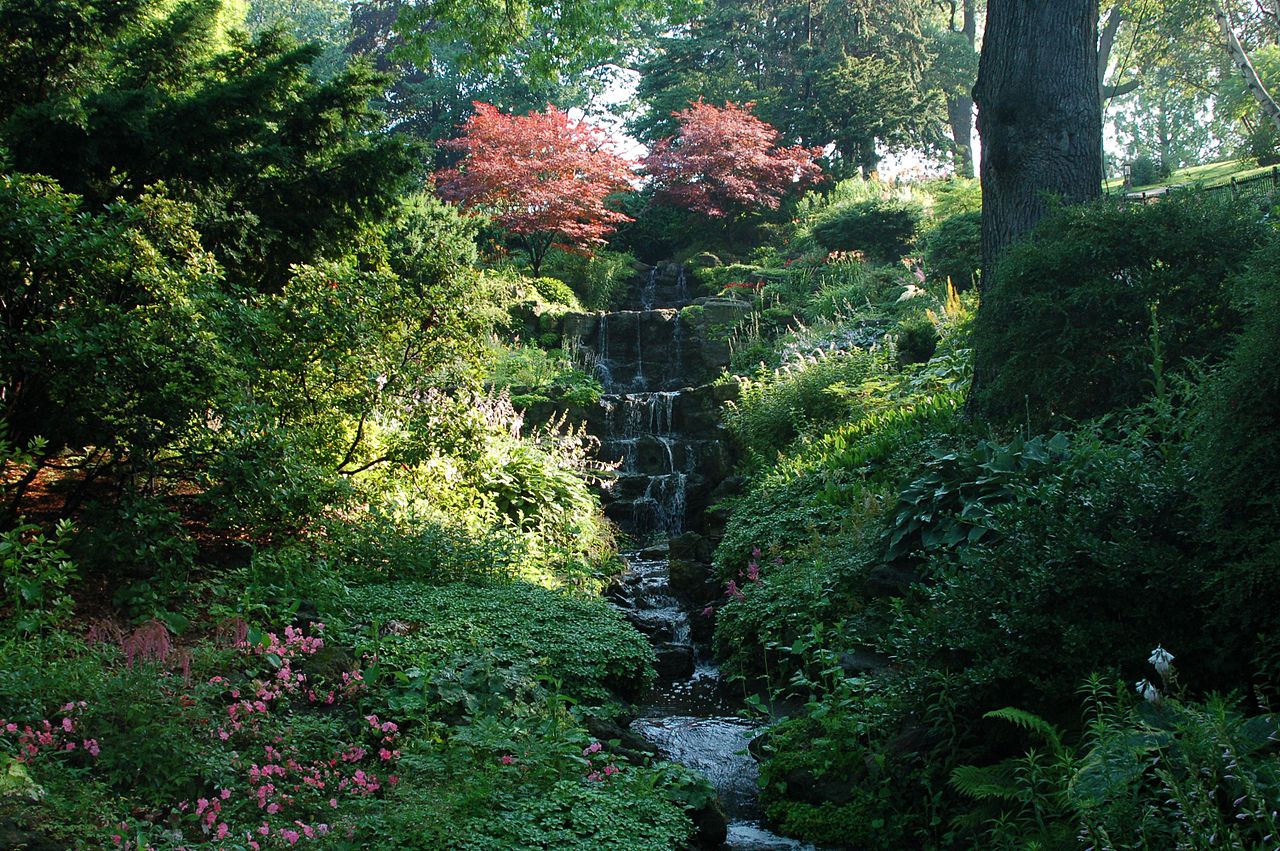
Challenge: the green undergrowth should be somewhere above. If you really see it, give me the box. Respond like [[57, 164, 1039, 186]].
[[344, 581, 655, 710], [705, 193, 1280, 849]]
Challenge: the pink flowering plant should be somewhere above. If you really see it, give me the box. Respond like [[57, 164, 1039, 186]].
[[15, 621, 404, 849]]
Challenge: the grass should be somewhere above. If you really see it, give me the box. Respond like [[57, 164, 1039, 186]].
[[1104, 157, 1277, 193]]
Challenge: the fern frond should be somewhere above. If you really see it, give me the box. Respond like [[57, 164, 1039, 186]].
[[952, 761, 1024, 802], [984, 707, 1066, 754]]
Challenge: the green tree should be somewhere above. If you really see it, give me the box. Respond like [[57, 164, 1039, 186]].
[[632, 0, 943, 174], [0, 0, 418, 291], [243, 0, 350, 77]]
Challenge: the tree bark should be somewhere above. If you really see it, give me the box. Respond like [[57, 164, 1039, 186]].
[[947, 0, 978, 178], [973, 0, 1103, 281], [1214, 2, 1280, 134]]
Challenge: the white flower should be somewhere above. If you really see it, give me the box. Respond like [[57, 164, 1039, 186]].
[[1136, 678, 1161, 703], [1148, 645, 1175, 676]]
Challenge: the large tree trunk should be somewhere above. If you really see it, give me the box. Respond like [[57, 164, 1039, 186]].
[[1214, 2, 1280, 134], [947, 0, 978, 178], [973, 0, 1103, 281]]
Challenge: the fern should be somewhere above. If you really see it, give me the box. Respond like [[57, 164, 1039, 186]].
[[983, 707, 1066, 755], [952, 761, 1024, 802]]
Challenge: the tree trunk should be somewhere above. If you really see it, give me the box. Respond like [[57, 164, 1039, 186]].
[[947, 97, 975, 177], [947, 0, 978, 178], [1214, 2, 1280, 134], [973, 0, 1103, 281]]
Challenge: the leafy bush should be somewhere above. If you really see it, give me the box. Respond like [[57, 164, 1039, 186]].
[[894, 315, 938, 365], [345, 582, 655, 705], [726, 349, 892, 461], [970, 194, 1268, 428], [1192, 235, 1280, 681], [921, 210, 980, 290], [953, 667, 1280, 851], [0, 520, 77, 635], [528, 276, 582, 310], [541, 247, 637, 311], [921, 176, 981, 221], [756, 677, 940, 848], [1247, 122, 1280, 166], [886, 424, 1210, 713], [811, 198, 924, 262], [1128, 153, 1169, 186]]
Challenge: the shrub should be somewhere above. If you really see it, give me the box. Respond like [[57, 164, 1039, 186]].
[[1247, 123, 1280, 166], [893, 315, 938, 366], [0, 520, 77, 635], [725, 349, 892, 461], [970, 194, 1268, 428], [528, 276, 582, 310], [1128, 152, 1169, 186], [541, 247, 637, 311], [811, 198, 923, 262], [1192, 235, 1280, 681], [886, 425, 1211, 714], [344, 581, 655, 706], [921, 210, 980, 290]]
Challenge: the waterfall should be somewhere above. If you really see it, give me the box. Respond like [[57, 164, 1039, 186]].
[[640, 266, 659, 311]]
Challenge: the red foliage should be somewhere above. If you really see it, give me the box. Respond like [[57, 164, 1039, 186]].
[[642, 100, 825, 218], [435, 103, 635, 272]]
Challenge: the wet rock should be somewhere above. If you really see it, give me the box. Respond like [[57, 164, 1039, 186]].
[[865, 564, 923, 598], [838, 648, 892, 676], [777, 767, 857, 806], [668, 558, 711, 604], [689, 798, 730, 849], [669, 531, 712, 563], [638, 543, 669, 560], [604, 577, 632, 608], [689, 606, 716, 644], [654, 643, 696, 679], [699, 297, 754, 328], [0, 821, 66, 851], [583, 715, 660, 763]]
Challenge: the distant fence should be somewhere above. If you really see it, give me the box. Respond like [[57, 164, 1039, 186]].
[[1122, 165, 1280, 204]]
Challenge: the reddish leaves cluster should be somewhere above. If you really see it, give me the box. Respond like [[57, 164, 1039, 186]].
[[435, 103, 635, 271], [643, 100, 825, 218]]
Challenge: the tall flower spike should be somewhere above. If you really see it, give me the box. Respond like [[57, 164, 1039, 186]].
[[1148, 645, 1174, 676]]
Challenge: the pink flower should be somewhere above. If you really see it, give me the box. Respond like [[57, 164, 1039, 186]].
[[60, 718, 74, 732], [500, 755, 516, 765], [751, 546, 761, 558], [216, 823, 229, 840], [727, 580, 745, 601], [701, 605, 715, 617], [220, 788, 232, 800]]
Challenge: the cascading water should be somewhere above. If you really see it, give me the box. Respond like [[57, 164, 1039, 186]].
[[640, 266, 659, 311], [582, 263, 813, 850]]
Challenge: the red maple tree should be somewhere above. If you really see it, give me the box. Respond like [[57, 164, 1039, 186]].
[[435, 103, 635, 275], [642, 100, 824, 218]]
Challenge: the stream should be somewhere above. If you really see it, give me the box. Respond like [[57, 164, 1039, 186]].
[[575, 265, 814, 850]]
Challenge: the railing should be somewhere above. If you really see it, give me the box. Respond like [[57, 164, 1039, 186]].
[[1123, 165, 1280, 204]]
